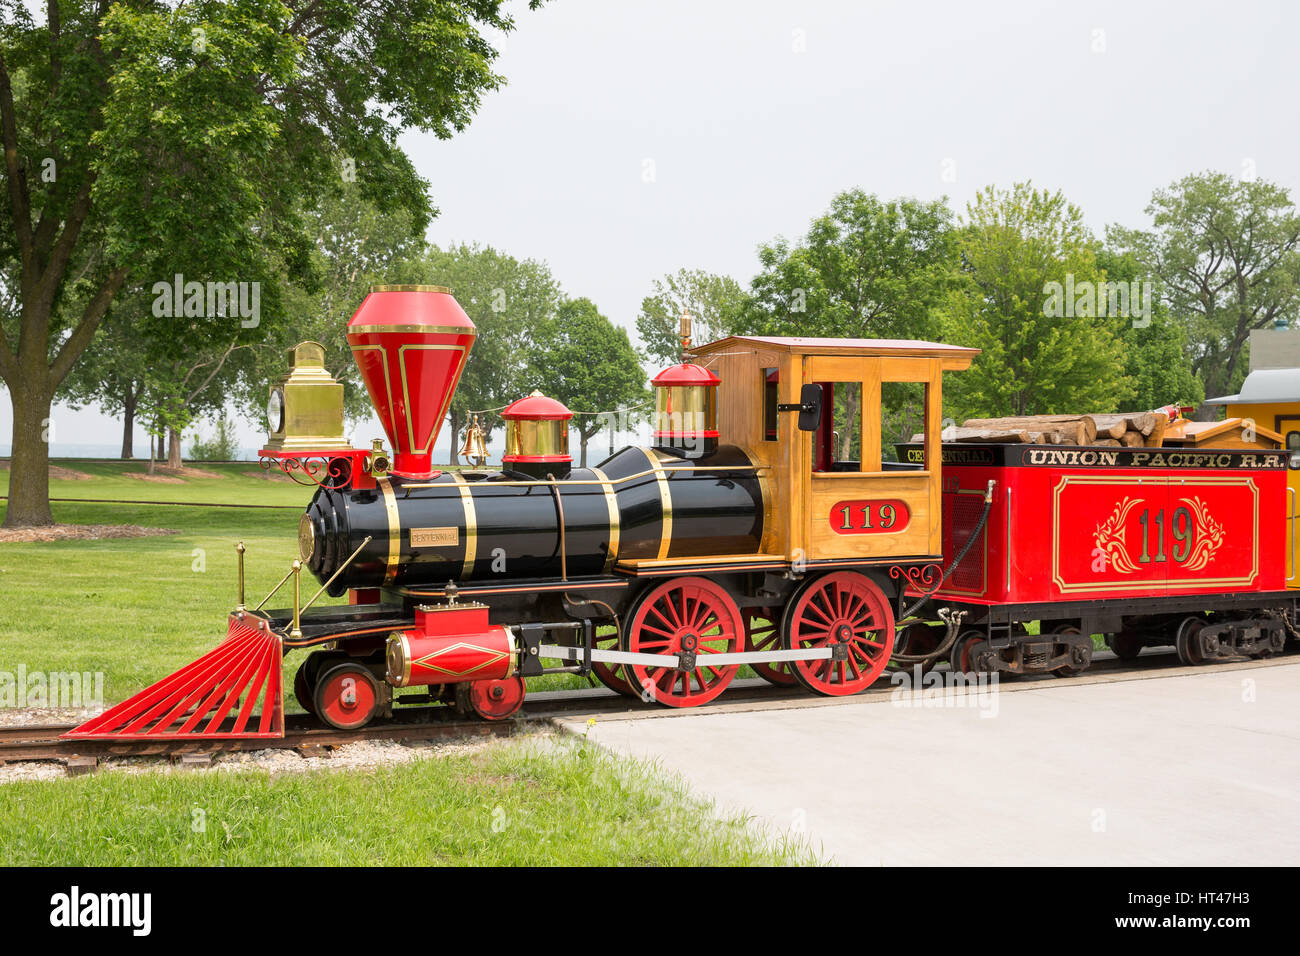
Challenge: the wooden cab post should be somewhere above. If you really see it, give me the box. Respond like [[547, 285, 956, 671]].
[[690, 335, 978, 570]]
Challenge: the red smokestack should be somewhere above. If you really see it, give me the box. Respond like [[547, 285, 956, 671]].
[[347, 285, 476, 478]]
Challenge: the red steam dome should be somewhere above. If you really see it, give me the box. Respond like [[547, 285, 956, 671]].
[[347, 285, 476, 479]]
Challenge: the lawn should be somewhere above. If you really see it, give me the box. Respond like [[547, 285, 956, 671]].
[[0, 736, 819, 865], [0, 464, 589, 704], [1, 459, 315, 507], [1, 463, 814, 866]]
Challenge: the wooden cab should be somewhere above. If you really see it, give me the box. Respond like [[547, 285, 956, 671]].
[[691, 335, 978, 569]]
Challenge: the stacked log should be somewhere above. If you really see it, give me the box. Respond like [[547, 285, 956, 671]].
[[913, 411, 1176, 448], [962, 415, 1097, 445]]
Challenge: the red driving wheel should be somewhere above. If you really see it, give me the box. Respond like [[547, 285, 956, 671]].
[[782, 571, 895, 696], [743, 608, 796, 686], [313, 662, 381, 730], [467, 676, 526, 720], [590, 627, 638, 697], [625, 576, 743, 708]]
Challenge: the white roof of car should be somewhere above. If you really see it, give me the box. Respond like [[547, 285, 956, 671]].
[[1204, 368, 1300, 405]]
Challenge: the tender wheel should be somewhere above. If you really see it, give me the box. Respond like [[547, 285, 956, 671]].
[[313, 662, 382, 730], [949, 629, 992, 675], [1051, 625, 1092, 678], [1176, 617, 1208, 665], [466, 677, 526, 720], [625, 576, 744, 708], [743, 607, 796, 686], [782, 571, 895, 696], [1107, 629, 1143, 662], [590, 627, 638, 697]]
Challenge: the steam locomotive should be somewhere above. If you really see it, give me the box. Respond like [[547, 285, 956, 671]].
[[67, 286, 1300, 741]]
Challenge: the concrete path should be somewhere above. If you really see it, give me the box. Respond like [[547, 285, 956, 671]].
[[562, 661, 1300, 865]]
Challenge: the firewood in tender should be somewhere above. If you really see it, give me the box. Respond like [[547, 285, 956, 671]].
[[961, 415, 1098, 445]]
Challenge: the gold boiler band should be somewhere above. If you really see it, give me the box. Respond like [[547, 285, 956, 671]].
[[639, 447, 674, 560], [589, 466, 621, 573], [451, 472, 478, 579], [378, 476, 401, 586]]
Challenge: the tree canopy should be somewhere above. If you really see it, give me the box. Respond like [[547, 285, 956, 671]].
[[739, 189, 957, 341], [942, 183, 1130, 420], [636, 269, 745, 367], [417, 242, 562, 462], [1108, 171, 1300, 413], [531, 297, 649, 467], [0, 0, 540, 526]]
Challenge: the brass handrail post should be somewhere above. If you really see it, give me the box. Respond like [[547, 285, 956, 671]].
[[291, 560, 303, 641], [234, 541, 247, 613]]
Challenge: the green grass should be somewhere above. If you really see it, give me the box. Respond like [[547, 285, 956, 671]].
[[0, 736, 820, 865], [1, 473, 815, 866], [1, 459, 316, 506], [0, 494, 621, 705], [0, 497, 329, 707]]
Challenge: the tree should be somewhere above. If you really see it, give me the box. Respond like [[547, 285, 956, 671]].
[[189, 411, 239, 461], [739, 189, 957, 340], [942, 183, 1130, 421], [532, 297, 649, 467], [636, 269, 746, 366], [234, 182, 427, 431], [1107, 172, 1300, 416], [0, 0, 538, 527], [1095, 246, 1204, 411], [58, 304, 153, 459], [417, 243, 562, 463], [738, 189, 959, 458]]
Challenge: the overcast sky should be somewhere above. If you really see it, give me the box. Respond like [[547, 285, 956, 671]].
[[7, 0, 1298, 455]]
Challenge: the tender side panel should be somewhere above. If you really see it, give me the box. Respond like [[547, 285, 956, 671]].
[[919, 444, 1288, 605]]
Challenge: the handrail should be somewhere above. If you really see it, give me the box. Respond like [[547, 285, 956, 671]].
[[1289, 487, 1296, 583], [400, 463, 768, 494], [547, 476, 568, 582], [1004, 486, 1013, 598], [254, 565, 296, 612]]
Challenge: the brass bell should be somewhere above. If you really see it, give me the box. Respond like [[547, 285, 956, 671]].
[[458, 415, 489, 466]]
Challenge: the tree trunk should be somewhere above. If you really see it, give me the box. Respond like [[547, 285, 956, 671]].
[[2, 378, 56, 527], [167, 427, 182, 469], [448, 414, 461, 466], [121, 383, 137, 459], [580, 433, 588, 468]]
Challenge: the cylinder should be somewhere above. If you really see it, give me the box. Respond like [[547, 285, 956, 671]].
[[299, 444, 766, 594], [387, 613, 516, 687]]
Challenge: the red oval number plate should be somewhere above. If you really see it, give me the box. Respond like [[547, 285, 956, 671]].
[[829, 499, 910, 535]]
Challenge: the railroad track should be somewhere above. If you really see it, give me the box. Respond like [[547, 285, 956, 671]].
[[3, 648, 1294, 772]]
